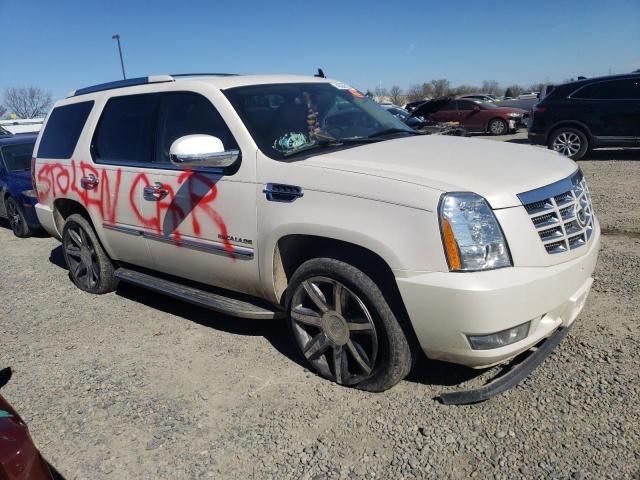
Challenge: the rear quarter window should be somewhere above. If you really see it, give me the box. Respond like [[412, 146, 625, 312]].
[[37, 101, 94, 159]]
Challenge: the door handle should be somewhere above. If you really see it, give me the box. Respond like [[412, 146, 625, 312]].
[[80, 174, 99, 190], [143, 182, 169, 201]]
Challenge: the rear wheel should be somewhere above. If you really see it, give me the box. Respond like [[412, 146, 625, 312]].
[[488, 118, 508, 135], [286, 258, 414, 392], [61, 214, 118, 294], [6, 197, 32, 238], [548, 127, 589, 160]]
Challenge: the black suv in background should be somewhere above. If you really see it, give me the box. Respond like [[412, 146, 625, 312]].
[[528, 74, 640, 159]]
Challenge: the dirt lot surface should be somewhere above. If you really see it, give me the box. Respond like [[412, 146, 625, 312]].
[[1, 137, 639, 479]]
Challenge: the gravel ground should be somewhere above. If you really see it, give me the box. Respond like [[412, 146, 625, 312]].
[[1, 138, 639, 479]]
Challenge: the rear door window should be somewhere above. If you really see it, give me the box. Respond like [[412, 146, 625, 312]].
[[154, 92, 238, 164], [457, 100, 477, 110], [92, 94, 159, 164], [37, 101, 94, 159], [440, 101, 457, 111], [1, 142, 36, 171], [573, 79, 640, 99]]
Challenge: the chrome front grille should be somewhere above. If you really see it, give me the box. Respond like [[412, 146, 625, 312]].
[[518, 170, 594, 254]]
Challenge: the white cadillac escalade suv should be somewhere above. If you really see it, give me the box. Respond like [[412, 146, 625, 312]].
[[32, 74, 599, 401]]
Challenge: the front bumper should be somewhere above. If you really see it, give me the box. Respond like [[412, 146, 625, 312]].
[[397, 228, 599, 368], [34, 202, 60, 239]]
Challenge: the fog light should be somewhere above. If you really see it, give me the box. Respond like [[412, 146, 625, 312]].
[[467, 322, 530, 350]]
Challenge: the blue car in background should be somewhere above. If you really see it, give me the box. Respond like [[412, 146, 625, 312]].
[[0, 133, 41, 237]]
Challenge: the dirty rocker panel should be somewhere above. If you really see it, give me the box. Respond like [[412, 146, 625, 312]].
[[102, 222, 254, 259]]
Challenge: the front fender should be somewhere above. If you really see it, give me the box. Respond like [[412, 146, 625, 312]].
[[256, 189, 447, 303]]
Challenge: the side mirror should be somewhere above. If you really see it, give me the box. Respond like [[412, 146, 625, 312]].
[[169, 134, 239, 169]]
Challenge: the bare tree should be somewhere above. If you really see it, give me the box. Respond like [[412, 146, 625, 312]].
[[4, 87, 53, 118], [420, 82, 434, 99], [389, 85, 404, 105], [430, 79, 451, 97], [0, 104, 6, 118], [505, 84, 525, 97], [373, 86, 389, 102], [454, 84, 479, 95], [528, 83, 545, 93], [405, 84, 425, 102], [481, 80, 500, 94]]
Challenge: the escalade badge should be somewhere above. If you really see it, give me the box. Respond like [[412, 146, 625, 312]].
[[218, 234, 253, 245]]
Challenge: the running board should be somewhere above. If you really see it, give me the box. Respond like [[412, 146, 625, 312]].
[[114, 268, 284, 320]]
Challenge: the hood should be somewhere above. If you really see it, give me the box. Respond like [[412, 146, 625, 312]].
[[409, 96, 452, 118], [300, 135, 577, 209]]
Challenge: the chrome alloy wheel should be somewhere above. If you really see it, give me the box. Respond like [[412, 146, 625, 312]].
[[63, 225, 100, 290], [290, 277, 378, 385], [489, 119, 507, 135], [552, 132, 582, 157], [6, 200, 22, 235]]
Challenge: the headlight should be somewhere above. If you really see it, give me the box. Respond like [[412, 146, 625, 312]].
[[508, 112, 521, 117], [439, 192, 512, 271]]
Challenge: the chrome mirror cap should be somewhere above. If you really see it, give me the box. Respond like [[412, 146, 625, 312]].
[[169, 134, 239, 169]]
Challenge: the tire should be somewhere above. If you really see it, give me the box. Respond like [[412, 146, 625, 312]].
[[286, 258, 414, 392], [5, 196, 33, 238], [488, 118, 508, 136], [547, 127, 589, 160], [61, 214, 118, 294]]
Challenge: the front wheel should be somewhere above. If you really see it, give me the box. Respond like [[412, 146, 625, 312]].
[[286, 258, 414, 392], [548, 127, 589, 160], [488, 118, 508, 135], [61, 214, 118, 294], [6, 197, 32, 238]]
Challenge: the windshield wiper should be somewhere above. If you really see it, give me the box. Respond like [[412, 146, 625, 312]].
[[283, 131, 380, 157], [368, 128, 422, 138]]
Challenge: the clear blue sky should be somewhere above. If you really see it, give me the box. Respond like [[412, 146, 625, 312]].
[[1, 0, 638, 101]]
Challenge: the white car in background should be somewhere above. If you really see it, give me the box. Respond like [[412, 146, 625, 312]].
[[0, 118, 44, 134]]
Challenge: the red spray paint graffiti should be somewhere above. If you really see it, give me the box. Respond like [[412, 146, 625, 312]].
[[36, 161, 234, 255]]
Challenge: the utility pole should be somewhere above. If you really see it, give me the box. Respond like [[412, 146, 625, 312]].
[[112, 34, 126, 80]]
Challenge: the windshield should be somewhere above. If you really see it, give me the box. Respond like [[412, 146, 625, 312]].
[[1, 142, 35, 171], [224, 82, 413, 159]]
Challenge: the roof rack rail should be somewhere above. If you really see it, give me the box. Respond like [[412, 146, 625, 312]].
[[170, 73, 239, 78], [69, 75, 174, 97]]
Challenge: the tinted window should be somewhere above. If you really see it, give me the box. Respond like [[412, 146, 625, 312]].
[[1, 142, 36, 171], [93, 94, 158, 164], [573, 79, 640, 99], [37, 101, 93, 159], [440, 101, 457, 111], [457, 100, 477, 110], [155, 92, 238, 164]]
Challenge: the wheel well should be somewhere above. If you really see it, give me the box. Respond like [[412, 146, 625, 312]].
[[53, 199, 91, 233], [547, 122, 591, 145], [274, 234, 421, 355], [276, 235, 394, 292]]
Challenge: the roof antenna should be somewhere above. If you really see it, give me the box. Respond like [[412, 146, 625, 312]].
[[315, 68, 326, 78]]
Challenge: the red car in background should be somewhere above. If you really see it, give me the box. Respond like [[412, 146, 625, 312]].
[[0, 368, 54, 480], [428, 97, 528, 135]]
